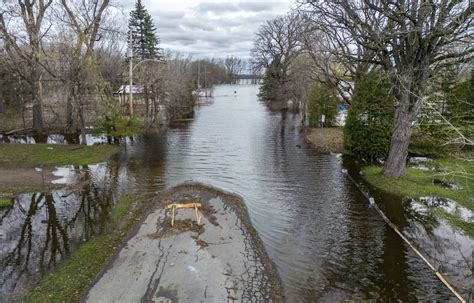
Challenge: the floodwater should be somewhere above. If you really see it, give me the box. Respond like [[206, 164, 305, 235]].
[[1, 84, 472, 301]]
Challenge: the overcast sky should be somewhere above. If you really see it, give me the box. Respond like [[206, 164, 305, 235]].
[[123, 0, 293, 59]]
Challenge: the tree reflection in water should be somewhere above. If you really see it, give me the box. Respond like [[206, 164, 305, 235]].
[[0, 166, 115, 301], [401, 197, 473, 299]]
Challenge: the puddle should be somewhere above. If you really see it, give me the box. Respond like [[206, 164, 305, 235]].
[[47, 134, 68, 144], [432, 179, 463, 190], [409, 157, 433, 164], [4, 133, 111, 146], [7, 135, 36, 144], [0, 161, 134, 301], [0, 188, 113, 301], [50, 164, 106, 185], [402, 197, 473, 298], [412, 165, 436, 171], [409, 196, 473, 222]]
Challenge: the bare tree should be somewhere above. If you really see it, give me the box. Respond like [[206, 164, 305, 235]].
[[0, 0, 54, 129], [251, 13, 304, 104], [57, 0, 111, 142], [224, 56, 244, 84], [161, 52, 195, 121], [301, 0, 473, 177]]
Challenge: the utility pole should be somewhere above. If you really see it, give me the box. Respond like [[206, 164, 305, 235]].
[[204, 65, 208, 97], [197, 61, 201, 90], [129, 30, 134, 116]]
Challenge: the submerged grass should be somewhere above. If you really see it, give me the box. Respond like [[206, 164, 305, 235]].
[[0, 143, 120, 168], [303, 127, 344, 153], [362, 157, 473, 236], [24, 194, 146, 302]]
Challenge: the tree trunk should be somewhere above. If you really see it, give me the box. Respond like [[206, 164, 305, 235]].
[[383, 64, 428, 178], [31, 77, 44, 129], [0, 94, 4, 114], [79, 103, 87, 145], [66, 92, 74, 131], [145, 85, 149, 121], [383, 94, 412, 178]]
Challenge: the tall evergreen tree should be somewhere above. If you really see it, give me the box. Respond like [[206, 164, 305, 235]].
[[128, 0, 161, 61]]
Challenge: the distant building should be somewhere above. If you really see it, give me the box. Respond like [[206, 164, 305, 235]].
[[116, 85, 145, 106]]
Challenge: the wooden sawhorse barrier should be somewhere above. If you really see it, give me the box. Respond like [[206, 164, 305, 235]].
[[166, 203, 202, 227]]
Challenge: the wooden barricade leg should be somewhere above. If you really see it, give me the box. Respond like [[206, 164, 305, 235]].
[[194, 203, 201, 225], [171, 205, 176, 227]]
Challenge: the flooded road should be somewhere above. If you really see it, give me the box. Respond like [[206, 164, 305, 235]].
[[1, 84, 472, 301]]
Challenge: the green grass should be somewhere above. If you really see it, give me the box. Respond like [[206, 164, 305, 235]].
[[362, 157, 473, 236], [0, 186, 46, 195], [0, 187, 50, 209], [24, 195, 145, 302], [0, 143, 120, 168], [0, 197, 12, 209]]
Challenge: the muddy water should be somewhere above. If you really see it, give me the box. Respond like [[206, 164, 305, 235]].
[[1, 84, 472, 301]]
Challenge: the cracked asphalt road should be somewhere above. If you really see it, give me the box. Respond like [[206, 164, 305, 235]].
[[85, 184, 282, 302]]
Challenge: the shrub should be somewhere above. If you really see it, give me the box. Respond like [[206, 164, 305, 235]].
[[306, 82, 338, 127], [413, 71, 473, 156], [258, 61, 285, 102], [95, 102, 141, 139], [344, 71, 395, 160]]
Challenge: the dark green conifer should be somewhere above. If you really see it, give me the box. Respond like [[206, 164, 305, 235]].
[[128, 0, 161, 61]]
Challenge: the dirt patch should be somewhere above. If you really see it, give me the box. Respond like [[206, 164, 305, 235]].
[[302, 127, 344, 153], [0, 168, 65, 195], [146, 219, 204, 239]]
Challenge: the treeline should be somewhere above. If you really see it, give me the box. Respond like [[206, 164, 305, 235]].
[[252, 1, 473, 177], [0, 0, 250, 138]]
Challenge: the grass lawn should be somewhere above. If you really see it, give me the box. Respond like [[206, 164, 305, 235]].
[[0, 143, 120, 168], [24, 194, 146, 302], [362, 157, 473, 237]]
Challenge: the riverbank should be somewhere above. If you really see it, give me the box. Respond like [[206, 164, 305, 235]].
[[362, 157, 473, 237], [85, 183, 283, 302], [0, 143, 120, 208], [302, 127, 344, 153]]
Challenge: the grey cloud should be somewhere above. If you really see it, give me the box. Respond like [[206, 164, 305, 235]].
[[237, 2, 275, 12], [194, 3, 239, 14], [151, 10, 185, 20], [157, 19, 181, 30], [194, 1, 282, 14], [181, 19, 215, 32], [144, 1, 291, 58]]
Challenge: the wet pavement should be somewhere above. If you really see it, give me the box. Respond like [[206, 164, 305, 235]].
[[85, 184, 282, 302]]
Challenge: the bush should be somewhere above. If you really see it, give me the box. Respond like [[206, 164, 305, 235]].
[[306, 82, 338, 127], [258, 61, 285, 102], [344, 71, 395, 160], [409, 130, 446, 158], [413, 71, 473, 156], [95, 102, 141, 139]]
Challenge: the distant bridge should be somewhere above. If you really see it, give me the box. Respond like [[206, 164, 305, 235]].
[[236, 74, 263, 80]]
